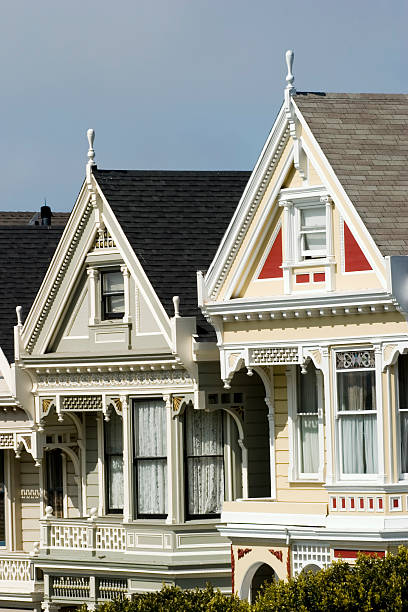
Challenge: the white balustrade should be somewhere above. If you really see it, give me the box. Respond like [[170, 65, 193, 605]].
[[42, 517, 126, 552], [0, 557, 31, 581]]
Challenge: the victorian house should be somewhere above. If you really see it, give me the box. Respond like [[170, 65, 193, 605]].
[[0, 50, 407, 610], [199, 52, 408, 601]]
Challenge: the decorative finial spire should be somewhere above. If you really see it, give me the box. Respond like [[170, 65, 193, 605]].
[[87, 128, 96, 167], [285, 50, 295, 93], [173, 295, 180, 318], [16, 306, 22, 326]]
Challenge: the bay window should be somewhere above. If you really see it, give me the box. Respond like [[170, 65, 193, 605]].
[[296, 364, 319, 477], [336, 350, 378, 476], [184, 407, 224, 519], [104, 410, 124, 513], [133, 398, 167, 518], [397, 354, 408, 475]]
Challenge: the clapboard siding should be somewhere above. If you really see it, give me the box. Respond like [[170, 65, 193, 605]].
[[19, 451, 40, 552]]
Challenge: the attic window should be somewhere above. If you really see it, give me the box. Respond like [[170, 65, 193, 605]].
[[298, 204, 326, 259], [102, 270, 125, 320]]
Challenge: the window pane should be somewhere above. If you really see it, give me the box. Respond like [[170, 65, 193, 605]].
[[398, 354, 408, 410], [301, 207, 326, 229], [298, 366, 318, 414], [105, 411, 123, 454], [134, 399, 167, 457], [337, 371, 376, 412], [137, 459, 167, 515], [108, 456, 124, 510], [299, 415, 319, 473], [341, 414, 378, 473], [106, 295, 125, 313], [187, 457, 224, 515], [103, 271, 124, 293], [186, 409, 223, 456], [401, 413, 408, 473], [303, 231, 326, 252]]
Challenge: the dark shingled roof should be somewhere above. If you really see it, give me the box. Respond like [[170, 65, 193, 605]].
[[0, 211, 70, 226], [0, 227, 65, 362], [294, 92, 408, 257], [93, 170, 250, 338]]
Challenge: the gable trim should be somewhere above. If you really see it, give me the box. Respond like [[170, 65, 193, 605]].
[[205, 104, 290, 300], [22, 182, 92, 353], [224, 148, 294, 299]]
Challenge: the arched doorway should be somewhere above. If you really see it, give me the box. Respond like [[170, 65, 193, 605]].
[[250, 563, 277, 602]]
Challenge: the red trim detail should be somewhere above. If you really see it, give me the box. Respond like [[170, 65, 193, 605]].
[[296, 273, 310, 283], [334, 549, 385, 559], [369, 498, 374, 510], [332, 497, 337, 509], [344, 223, 372, 272], [359, 498, 364, 509], [350, 498, 355, 509], [393, 498, 400, 508], [237, 547, 252, 560], [378, 498, 383, 510], [341, 497, 346, 509], [269, 549, 283, 562], [259, 228, 283, 279], [231, 545, 235, 594], [313, 272, 325, 282]]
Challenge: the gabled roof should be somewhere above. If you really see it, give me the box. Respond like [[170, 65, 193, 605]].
[[294, 92, 408, 257], [94, 170, 250, 338], [0, 227, 65, 362]]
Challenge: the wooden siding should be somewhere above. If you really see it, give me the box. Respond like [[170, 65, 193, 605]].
[[19, 450, 40, 552]]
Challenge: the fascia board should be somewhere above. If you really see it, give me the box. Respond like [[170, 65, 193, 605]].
[[21, 180, 89, 346], [292, 98, 386, 285], [94, 179, 173, 345], [204, 289, 394, 316], [205, 103, 288, 296], [224, 147, 294, 300]]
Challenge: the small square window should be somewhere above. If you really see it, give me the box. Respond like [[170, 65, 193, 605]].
[[102, 270, 124, 320]]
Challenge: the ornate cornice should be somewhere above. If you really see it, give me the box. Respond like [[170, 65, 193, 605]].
[[37, 369, 193, 389]]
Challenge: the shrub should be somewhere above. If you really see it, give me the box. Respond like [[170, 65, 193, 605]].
[[79, 547, 408, 612]]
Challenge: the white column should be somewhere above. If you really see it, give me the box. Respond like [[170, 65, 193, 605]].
[[87, 267, 99, 325], [316, 369, 325, 481], [121, 265, 131, 324], [164, 395, 176, 524], [322, 348, 334, 485], [285, 365, 296, 482], [121, 396, 132, 522], [321, 195, 335, 292], [279, 200, 293, 294], [374, 344, 386, 484]]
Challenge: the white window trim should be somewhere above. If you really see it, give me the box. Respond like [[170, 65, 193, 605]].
[[87, 263, 130, 326], [287, 364, 325, 483], [333, 346, 384, 484]]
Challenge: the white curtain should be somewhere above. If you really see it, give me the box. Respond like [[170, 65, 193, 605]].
[[105, 411, 124, 511], [186, 409, 224, 515], [341, 415, 377, 474], [299, 415, 319, 474], [134, 399, 167, 515]]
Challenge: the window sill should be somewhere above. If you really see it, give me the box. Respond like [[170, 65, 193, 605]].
[[89, 320, 131, 328], [288, 478, 324, 485], [283, 258, 335, 270]]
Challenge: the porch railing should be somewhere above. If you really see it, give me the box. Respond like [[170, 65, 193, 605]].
[[0, 553, 35, 585]]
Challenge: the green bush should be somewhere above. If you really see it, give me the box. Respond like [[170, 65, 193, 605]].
[[80, 547, 408, 612]]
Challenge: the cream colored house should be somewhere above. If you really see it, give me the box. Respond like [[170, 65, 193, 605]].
[[199, 52, 408, 601]]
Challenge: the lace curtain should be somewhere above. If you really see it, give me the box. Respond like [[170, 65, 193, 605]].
[[105, 410, 124, 511], [337, 371, 377, 474], [134, 399, 167, 516], [297, 365, 319, 474], [186, 408, 224, 516]]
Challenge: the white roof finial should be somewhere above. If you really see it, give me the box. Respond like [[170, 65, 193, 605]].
[[87, 128, 96, 167], [285, 50, 295, 93]]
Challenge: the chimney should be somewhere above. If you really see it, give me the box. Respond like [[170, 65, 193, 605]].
[[40, 203, 52, 226]]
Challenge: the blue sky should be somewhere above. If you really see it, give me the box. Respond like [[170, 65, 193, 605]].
[[0, 0, 406, 211]]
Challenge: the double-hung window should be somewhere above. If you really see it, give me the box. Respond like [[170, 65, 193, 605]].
[[133, 398, 167, 518], [101, 270, 124, 320], [296, 364, 320, 477], [397, 354, 408, 476], [184, 407, 224, 519], [298, 204, 326, 259], [336, 350, 378, 476], [104, 410, 124, 513]]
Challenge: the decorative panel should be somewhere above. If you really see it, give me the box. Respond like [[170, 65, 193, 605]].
[[62, 396, 103, 411], [0, 433, 14, 448], [52, 576, 90, 599], [344, 222, 372, 272], [249, 346, 299, 365], [336, 350, 375, 370], [292, 543, 331, 575]]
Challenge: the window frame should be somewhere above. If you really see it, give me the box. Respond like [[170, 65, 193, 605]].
[[334, 348, 380, 482], [101, 268, 125, 320], [288, 364, 324, 483], [132, 397, 168, 520], [104, 411, 124, 515], [183, 407, 225, 521], [295, 201, 327, 262]]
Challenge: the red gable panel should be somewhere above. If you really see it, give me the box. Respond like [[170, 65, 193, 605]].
[[258, 228, 283, 279], [344, 223, 372, 272]]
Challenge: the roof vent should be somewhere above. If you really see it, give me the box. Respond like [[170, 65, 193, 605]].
[[40, 202, 52, 226]]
